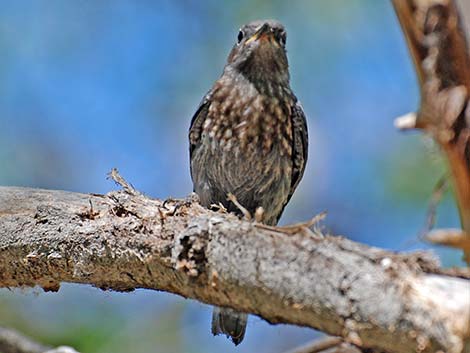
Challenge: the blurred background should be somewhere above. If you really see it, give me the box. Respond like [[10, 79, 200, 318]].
[[0, 1, 466, 352]]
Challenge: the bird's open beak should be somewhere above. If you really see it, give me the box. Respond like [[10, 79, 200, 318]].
[[244, 23, 273, 45]]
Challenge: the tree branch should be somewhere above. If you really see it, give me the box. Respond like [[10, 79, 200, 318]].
[[0, 182, 468, 353], [0, 326, 79, 353], [283, 336, 364, 353], [392, 0, 470, 263]]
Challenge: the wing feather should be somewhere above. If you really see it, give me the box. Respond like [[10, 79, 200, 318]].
[[189, 93, 211, 160], [288, 101, 308, 202]]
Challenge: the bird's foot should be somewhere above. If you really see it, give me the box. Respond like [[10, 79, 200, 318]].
[[210, 202, 227, 213], [227, 193, 252, 221], [254, 207, 265, 223], [226, 193, 265, 222]]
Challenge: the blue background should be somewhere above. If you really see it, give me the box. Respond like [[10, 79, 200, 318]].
[[0, 1, 464, 352]]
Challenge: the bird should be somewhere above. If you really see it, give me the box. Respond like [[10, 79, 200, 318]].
[[188, 19, 308, 345]]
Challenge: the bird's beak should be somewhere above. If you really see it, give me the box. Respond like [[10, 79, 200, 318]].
[[244, 23, 273, 45]]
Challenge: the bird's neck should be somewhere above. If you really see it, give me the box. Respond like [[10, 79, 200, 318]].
[[225, 69, 289, 98], [226, 65, 289, 93]]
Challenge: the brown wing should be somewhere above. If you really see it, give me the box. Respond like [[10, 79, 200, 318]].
[[287, 100, 308, 202], [189, 93, 211, 159], [188, 92, 212, 183]]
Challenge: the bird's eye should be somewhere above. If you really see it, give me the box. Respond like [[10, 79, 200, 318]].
[[278, 31, 287, 46], [237, 30, 244, 44]]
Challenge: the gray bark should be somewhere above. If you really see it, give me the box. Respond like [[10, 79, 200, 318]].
[[0, 183, 468, 353]]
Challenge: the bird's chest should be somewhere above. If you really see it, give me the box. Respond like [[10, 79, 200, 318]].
[[202, 80, 294, 157], [192, 79, 294, 211]]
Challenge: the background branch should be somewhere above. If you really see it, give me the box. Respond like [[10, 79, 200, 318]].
[[0, 326, 79, 353], [392, 0, 470, 263], [0, 181, 468, 353]]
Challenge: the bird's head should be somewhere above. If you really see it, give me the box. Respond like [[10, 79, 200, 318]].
[[226, 20, 289, 86]]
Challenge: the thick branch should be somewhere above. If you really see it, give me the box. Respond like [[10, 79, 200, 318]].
[[0, 186, 468, 353], [392, 0, 470, 262], [284, 336, 363, 353]]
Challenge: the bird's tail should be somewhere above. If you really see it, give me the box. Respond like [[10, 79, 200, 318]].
[[211, 307, 248, 345]]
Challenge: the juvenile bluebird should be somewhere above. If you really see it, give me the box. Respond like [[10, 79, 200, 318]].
[[189, 20, 308, 345]]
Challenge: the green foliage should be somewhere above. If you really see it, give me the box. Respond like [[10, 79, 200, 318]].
[[381, 136, 449, 203]]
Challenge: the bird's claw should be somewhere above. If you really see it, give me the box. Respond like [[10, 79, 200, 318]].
[[227, 193, 252, 221], [210, 202, 228, 213]]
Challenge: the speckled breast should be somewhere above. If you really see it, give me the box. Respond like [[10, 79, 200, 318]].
[[192, 74, 295, 225], [203, 74, 294, 157]]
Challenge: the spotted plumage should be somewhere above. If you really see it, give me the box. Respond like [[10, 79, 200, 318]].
[[189, 19, 308, 345]]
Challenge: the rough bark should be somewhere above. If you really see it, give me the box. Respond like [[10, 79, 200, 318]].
[[283, 336, 363, 353], [0, 182, 468, 353], [392, 0, 470, 263]]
